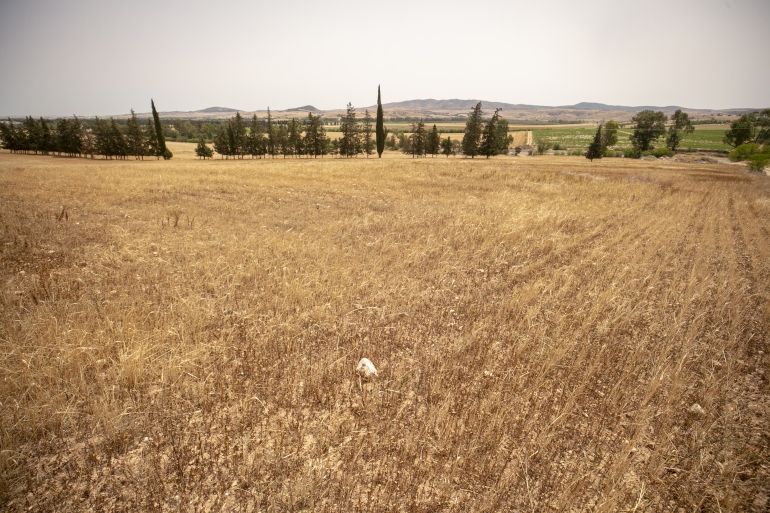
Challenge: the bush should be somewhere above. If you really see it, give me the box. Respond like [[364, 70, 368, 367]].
[[747, 153, 769, 173], [728, 143, 763, 162], [514, 146, 522, 156], [570, 149, 584, 156], [624, 147, 642, 159], [603, 150, 622, 158], [653, 147, 674, 158], [552, 142, 564, 151], [535, 138, 551, 155]]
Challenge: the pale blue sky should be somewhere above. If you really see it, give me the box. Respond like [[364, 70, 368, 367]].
[[0, 0, 768, 116]]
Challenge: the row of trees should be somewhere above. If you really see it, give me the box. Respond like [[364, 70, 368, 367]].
[[208, 110, 329, 159], [207, 99, 513, 160], [0, 100, 172, 159]]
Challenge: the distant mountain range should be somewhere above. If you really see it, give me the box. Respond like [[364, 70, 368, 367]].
[[372, 99, 760, 115], [98, 100, 761, 121], [196, 106, 240, 113]]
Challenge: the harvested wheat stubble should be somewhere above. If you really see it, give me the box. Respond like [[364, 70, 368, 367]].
[[0, 151, 768, 512]]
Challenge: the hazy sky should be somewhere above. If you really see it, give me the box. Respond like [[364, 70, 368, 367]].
[[1, 0, 768, 116]]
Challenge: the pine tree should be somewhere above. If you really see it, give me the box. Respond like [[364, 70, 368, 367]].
[[38, 118, 53, 154], [213, 127, 230, 158], [231, 112, 247, 158], [495, 115, 512, 155], [362, 110, 374, 157], [287, 118, 303, 157], [126, 109, 146, 159], [409, 119, 426, 158], [441, 136, 453, 157], [108, 118, 128, 159], [248, 114, 264, 158], [304, 113, 327, 158], [339, 103, 361, 157], [93, 118, 109, 158], [277, 125, 289, 158], [151, 99, 172, 159], [376, 85, 385, 158], [146, 117, 160, 158], [480, 109, 503, 158], [462, 102, 483, 158], [266, 108, 276, 157], [0, 120, 20, 153], [195, 137, 213, 159], [586, 124, 604, 161], [426, 124, 441, 157]]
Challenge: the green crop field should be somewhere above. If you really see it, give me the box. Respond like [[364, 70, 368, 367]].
[[533, 127, 733, 152]]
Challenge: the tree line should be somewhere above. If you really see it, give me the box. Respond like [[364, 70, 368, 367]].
[[0, 100, 172, 159]]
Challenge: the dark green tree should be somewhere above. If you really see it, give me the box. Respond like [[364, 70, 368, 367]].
[[630, 110, 667, 151], [426, 124, 441, 157], [213, 127, 230, 158], [248, 114, 264, 158], [0, 120, 21, 153], [108, 118, 128, 159], [266, 108, 276, 157], [586, 124, 604, 161], [724, 114, 754, 148], [146, 118, 160, 159], [339, 103, 361, 157], [666, 109, 694, 151], [304, 112, 327, 158], [151, 99, 172, 159], [376, 85, 385, 158], [38, 118, 53, 154], [408, 119, 426, 157], [362, 109, 374, 157], [277, 125, 289, 158], [287, 118, 303, 157], [461, 102, 483, 158], [231, 112, 247, 158], [756, 109, 770, 145], [195, 137, 213, 159], [441, 136, 453, 157], [126, 109, 146, 159], [93, 118, 108, 157], [601, 120, 619, 152], [480, 108, 504, 158]]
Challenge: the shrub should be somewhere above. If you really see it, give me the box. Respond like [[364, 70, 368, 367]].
[[570, 149, 584, 156], [514, 146, 522, 156], [623, 147, 642, 159], [728, 143, 763, 162], [535, 138, 551, 155], [653, 147, 674, 158], [747, 153, 769, 173], [552, 142, 564, 151]]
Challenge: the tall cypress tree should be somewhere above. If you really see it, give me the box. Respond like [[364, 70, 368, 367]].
[[376, 85, 385, 158], [151, 99, 172, 159]]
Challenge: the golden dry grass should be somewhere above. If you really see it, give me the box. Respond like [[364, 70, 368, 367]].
[[1, 151, 769, 511]]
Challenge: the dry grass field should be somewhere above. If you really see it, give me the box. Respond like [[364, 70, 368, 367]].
[[1, 149, 768, 511]]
